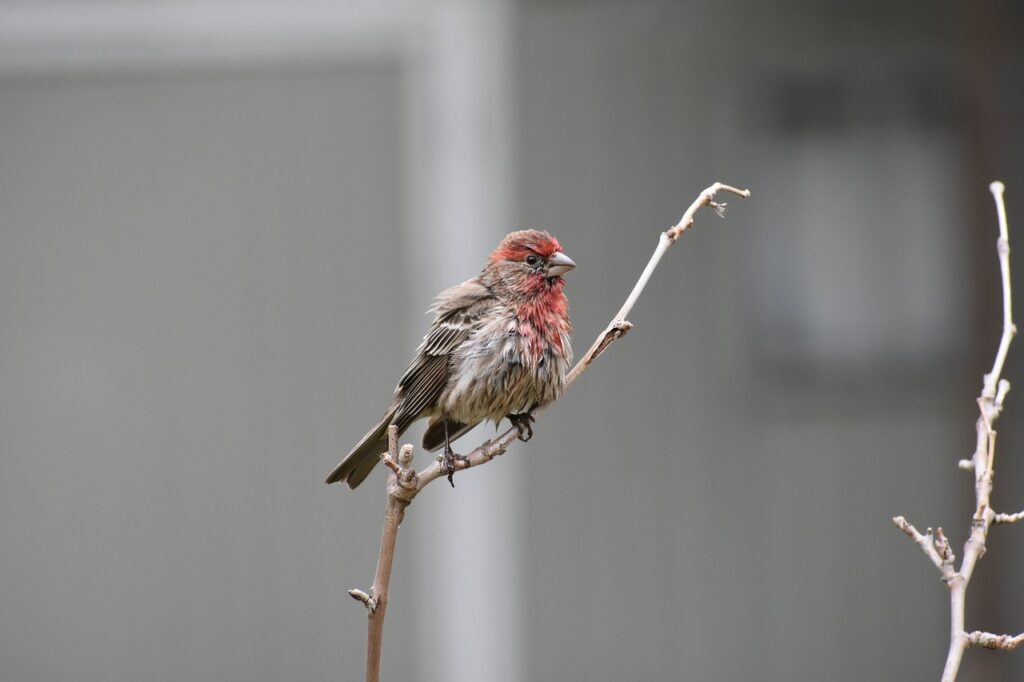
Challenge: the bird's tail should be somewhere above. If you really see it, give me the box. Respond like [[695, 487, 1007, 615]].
[[325, 408, 398, 488]]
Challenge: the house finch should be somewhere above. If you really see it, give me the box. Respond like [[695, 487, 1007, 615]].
[[325, 230, 575, 489]]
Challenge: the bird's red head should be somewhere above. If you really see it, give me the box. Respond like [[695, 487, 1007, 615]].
[[488, 229, 575, 282], [485, 227, 574, 319], [489, 229, 564, 264]]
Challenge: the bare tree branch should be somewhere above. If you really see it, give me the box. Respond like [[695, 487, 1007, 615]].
[[346, 181, 750, 682], [893, 181, 1018, 682], [968, 631, 1024, 651], [993, 509, 1024, 525], [892, 518, 957, 582], [347, 427, 418, 682], [568, 182, 749, 385]]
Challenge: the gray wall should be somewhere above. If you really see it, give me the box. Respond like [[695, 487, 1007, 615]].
[[0, 65, 415, 681], [515, 2, 1024, 680]]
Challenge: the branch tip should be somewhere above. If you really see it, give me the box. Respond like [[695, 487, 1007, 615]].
[[893, 516, 956, 578], [349, 589, 377, 613], [399, 443, 414, 467], [664, 182, 750, 241], [995, 380, 1011, 407], [381, 452, 401, 475], [387, 424, 399, 458]]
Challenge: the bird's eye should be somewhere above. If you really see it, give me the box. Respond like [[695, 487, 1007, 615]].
[[525, 255, 539, 266]]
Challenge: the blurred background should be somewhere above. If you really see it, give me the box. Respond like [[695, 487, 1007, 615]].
[[2, 1, 1023, 680]]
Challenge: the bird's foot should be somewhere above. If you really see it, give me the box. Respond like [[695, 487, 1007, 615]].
[[508, 412, 535, 442], [439, 446, 469, 487]]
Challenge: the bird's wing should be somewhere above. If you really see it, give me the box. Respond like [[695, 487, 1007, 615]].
[[392, 278, 496, 425]]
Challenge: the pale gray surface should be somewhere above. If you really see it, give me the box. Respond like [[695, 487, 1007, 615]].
[[517, 2, 1024, 681], [0, 65, 416, 681]]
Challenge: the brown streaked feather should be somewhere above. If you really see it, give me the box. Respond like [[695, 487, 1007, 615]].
[[432, 280, 493, 317], [393, 355, 449, 426], [394, 280, 496, 422], [325, 277, 497, 488]]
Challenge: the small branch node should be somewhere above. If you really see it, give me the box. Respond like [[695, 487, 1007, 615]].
[[390, 446, 419, 491], [395, 468, 418, 493], [995, 379, 1011, 407], [978, 396, 996, 432], [997, 236, 1010, 258], [935, 527, 956, 569], [893, 516, 953, 578], [592, 320, 632, 362], [381, 452, 401, 475], [398, 443, 414, 468], [958, 459, 974, 471], [349, 589, 377, 613], [481, 434, 514, 462], [666, 219, 694, 242], [981, 378, 995, 400]]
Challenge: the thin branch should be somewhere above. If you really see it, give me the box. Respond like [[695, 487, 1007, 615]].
[[892, 518, 957, 581], [346, 182, 750, 682], [349, 426, 417, 682], [893, 181, 1017, 682], [983, 181, 1016, 403], [568, 182, 750, 385], [968, 631, 1024, 651], [993, 509, 1024, 525]]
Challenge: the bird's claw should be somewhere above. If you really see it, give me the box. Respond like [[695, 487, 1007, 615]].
[[439, 447, 469, 487], [509, 413, 535, 442]]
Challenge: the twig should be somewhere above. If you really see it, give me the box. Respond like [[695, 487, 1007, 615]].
[[993, 509, 1024, 525], [984, 180, 1016, 405], [346, 182, 750, 682], [568, 182, 750, 385], [968, 631, 1024, 650], [892, 518, 956, 582], [893, 181, 1018, 682], [348, 426, 418, 682]]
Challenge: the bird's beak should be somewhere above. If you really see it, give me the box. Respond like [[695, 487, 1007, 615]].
[[547, 251, 576, 277]]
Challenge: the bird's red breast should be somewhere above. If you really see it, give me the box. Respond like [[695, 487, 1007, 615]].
[[517, 278, 570, 359]]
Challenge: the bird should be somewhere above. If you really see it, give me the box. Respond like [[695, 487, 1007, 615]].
[[325, 229, 575, 489]]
